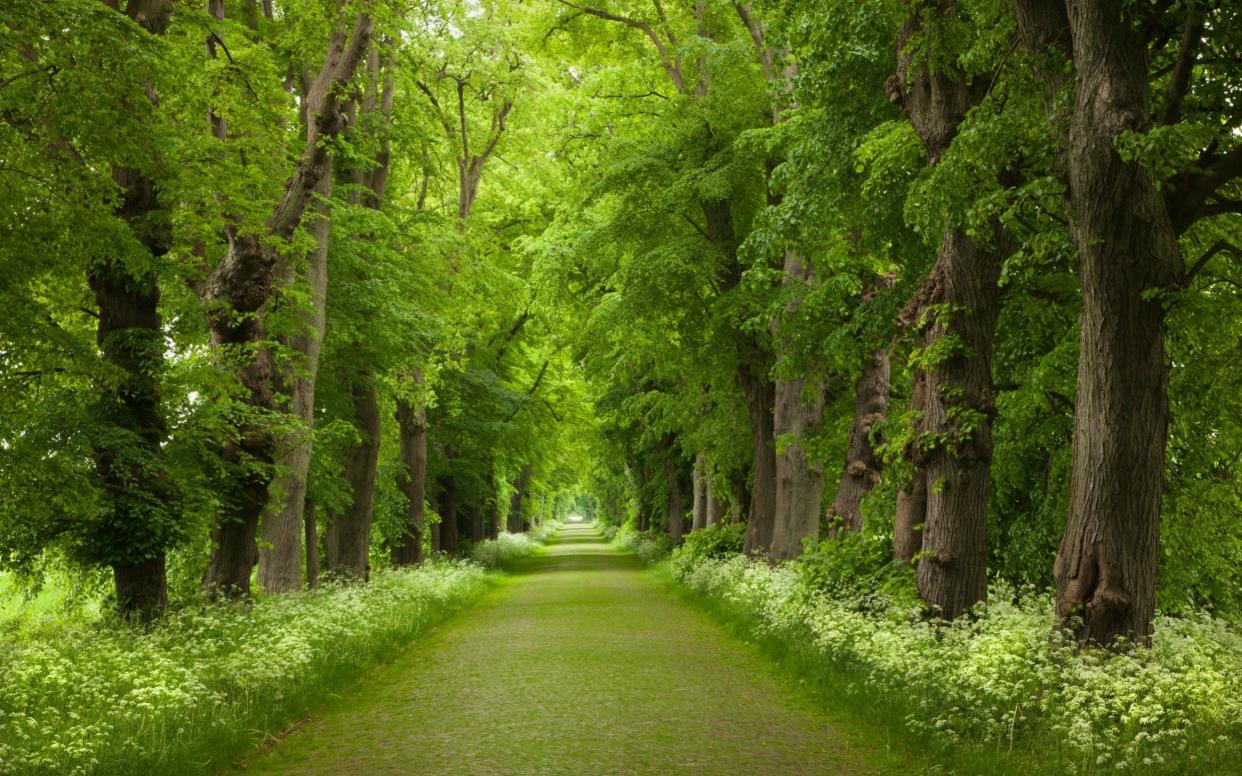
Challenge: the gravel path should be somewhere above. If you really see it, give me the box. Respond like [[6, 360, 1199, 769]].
[[238, 524, 882, 775]]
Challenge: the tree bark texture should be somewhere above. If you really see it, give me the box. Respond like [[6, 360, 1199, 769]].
[[1052, 0, 1180, 646], [740, 362, 778, 555], [324, 377, 381, 579], [828, 349, 890, 536], [393, 385, 428, 566], [894, 371, 929, 563], [889, 2, 1006, 618], [201, 13, 372, 597], [257, 172, 332, 593], [769, 253, 826, 561]]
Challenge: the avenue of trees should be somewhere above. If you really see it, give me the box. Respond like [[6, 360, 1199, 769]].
[[3, 0, 1242, 650]]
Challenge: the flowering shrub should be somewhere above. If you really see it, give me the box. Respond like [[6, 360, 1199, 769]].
[[673, 553, 1242, 774], [0, 560, 489, 776]]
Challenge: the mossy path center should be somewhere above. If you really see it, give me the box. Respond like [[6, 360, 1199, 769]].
[[236, 524, 885, 775]]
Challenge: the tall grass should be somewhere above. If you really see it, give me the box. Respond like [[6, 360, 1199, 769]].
[[669, 551, 1242, 775], [0, 560, 489, 776]]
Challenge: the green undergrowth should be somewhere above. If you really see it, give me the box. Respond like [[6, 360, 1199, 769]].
[[660, 549, 1242, 776], [0, 561, 493, 776]]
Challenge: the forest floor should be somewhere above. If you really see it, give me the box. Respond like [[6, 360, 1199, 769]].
[[232, 523, 909, 775]]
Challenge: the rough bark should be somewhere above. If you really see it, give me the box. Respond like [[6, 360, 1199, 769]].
[[889, 1, 1006, 619], [769, 252, 827, 561], [828, 349, 891, 536], [1052, 0, 1181, 646], [739, 362, 778, 555], [393, 383, 427, 566], [89, 0, 174, 620], [257, 173, 332, 593], [691, 453, 708, 531], [201, 12, 373, 597], [324, 378, 381, 580], [893, 370, 928, 563]]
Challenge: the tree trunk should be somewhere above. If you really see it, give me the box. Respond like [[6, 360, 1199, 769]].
[[769, 251, 828, 560], [508, 464, 532, 533], [90, 0, 174, 621], [1051, 0, 1180, 646], [894, 372, 928, 563], [201, 13, 372, 598], [691, 453, 708, 531], [324, 377, 381, 579], [257, 172, 332, 593], [829, 349, 890, 536], [666, 455, 685, 541], [913, 230, 1005, 619], [393, 387, 427, 566], [888, 2, 1006, 619], [739, 362, 777, 555], [707, 477, 727, 527], [304, 496, 320, 588]]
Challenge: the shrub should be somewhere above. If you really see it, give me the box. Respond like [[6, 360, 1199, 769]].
[[672, 552, 1242, 775], [469, 532, 537, 569], [795, 532, 920, 609], [671, 523, 745, 576], [0, 560, 489, 776]]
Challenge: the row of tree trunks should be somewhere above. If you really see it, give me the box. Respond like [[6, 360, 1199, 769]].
[[257, 173, 332, 593], [769, 252, 827, 561], [828, 349, 890, 536], [889, 1, 1006, 620], [91, 0, 176, 619], [200, 10, 373, 598]]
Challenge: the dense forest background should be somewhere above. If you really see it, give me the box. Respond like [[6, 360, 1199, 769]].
[[3, 0, 1242, 772]]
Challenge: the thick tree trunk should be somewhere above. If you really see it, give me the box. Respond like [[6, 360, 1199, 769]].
[[691, 453, 708, 531], [894, 372, 928, 563], [304, 497, 320, 588], [665, 455, 685, 541], [393, 389, 427, 566], [1051, 0, 1180, 646], [769, 371, 826, 560], [769, 251, 827, 561], [257, 173, 332, 593], [829, 349, 891, 536], [888, 2, 1006, 618], [324, 378, 381, 579], [739, 362, 778, 555], [91, 0, 174, 620], [201, 14, 372, 598], [913, 230, 1005, 619]]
